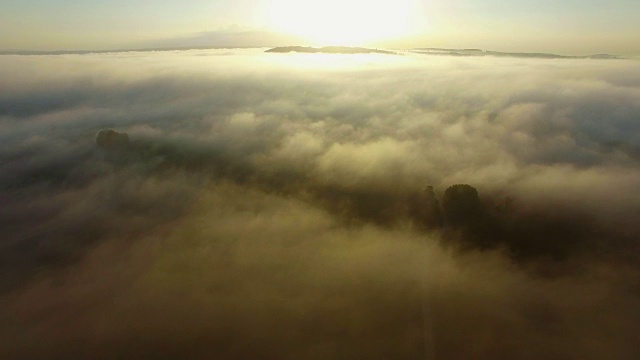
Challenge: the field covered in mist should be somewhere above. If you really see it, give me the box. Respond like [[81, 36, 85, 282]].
[[1, 49, 640, 359]]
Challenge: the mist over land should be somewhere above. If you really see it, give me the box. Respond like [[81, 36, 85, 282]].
[[265, 46, 620, 59], [1, 45, 623, 60], [266, 46, 395, 54], [1, 49, 640, 359]]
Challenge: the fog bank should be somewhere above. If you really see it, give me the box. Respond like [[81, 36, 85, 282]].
[[1, 50, 639, 359]]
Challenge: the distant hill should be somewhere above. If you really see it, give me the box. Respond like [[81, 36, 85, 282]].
[[410, 48, 620, 60], [265, 46, 395, 55], [0, 46, 618, 59], [0, 46, 261, 56]]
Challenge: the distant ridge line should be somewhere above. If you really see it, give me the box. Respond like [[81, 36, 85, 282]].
[[411, 48, 620, 59], [0, 46, 266, 56], [0, 46, 620, 59], [265, 46, 395, 55]]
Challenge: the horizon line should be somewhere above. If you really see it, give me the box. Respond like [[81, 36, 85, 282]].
[[0, 45, 629, 59]]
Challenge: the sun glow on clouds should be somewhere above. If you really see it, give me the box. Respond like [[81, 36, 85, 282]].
[[266, 0, 424, 46]]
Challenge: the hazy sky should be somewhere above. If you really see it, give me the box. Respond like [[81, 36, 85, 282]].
[[1, 1, 639, 54], [0, 0, 640, 55]]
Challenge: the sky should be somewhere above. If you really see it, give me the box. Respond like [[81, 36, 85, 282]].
[[1, 0, 639, 54]]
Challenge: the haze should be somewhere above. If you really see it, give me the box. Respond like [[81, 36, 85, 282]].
[[1, 0, 640, 55], [1, 2, 640, 359]]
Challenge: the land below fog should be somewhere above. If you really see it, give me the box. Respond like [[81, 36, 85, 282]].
[[265, 46, 395, 54], [1, 46, 620, 60], [411, 48, 619, 59], [1, 49, 639, 360], [265, 45, 619, 59]]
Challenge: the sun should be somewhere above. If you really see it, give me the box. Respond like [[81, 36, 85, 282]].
[[265, 0, 423, 46]]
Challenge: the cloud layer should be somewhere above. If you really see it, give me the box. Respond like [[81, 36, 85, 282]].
[[1, 50, 640, 359]]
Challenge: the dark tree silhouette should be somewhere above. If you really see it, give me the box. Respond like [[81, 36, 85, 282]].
[[408, 186, 443, 230], [96, 129, 130, 152], [442, 184, 482, 228]]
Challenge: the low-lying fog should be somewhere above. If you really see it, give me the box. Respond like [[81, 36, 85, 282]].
[[1, 49, 639, 359]]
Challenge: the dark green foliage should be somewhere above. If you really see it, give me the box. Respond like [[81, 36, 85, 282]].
[[441, 184, 501, 250], [408, 186, 443, 230], [96, 129, 130, 152], [442, 184, 482, 228]]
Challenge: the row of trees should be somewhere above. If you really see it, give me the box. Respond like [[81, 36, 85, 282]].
[[411, 184, 483, 231], [412, 184, 585, 259]]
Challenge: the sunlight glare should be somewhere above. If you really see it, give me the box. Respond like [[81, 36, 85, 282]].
[[266, 0, 423, 46]]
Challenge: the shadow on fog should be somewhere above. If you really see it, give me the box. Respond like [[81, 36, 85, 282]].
[[0, 126, 632, 295], [0, 127, 638, 360], [91, 129, 617, 263]]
